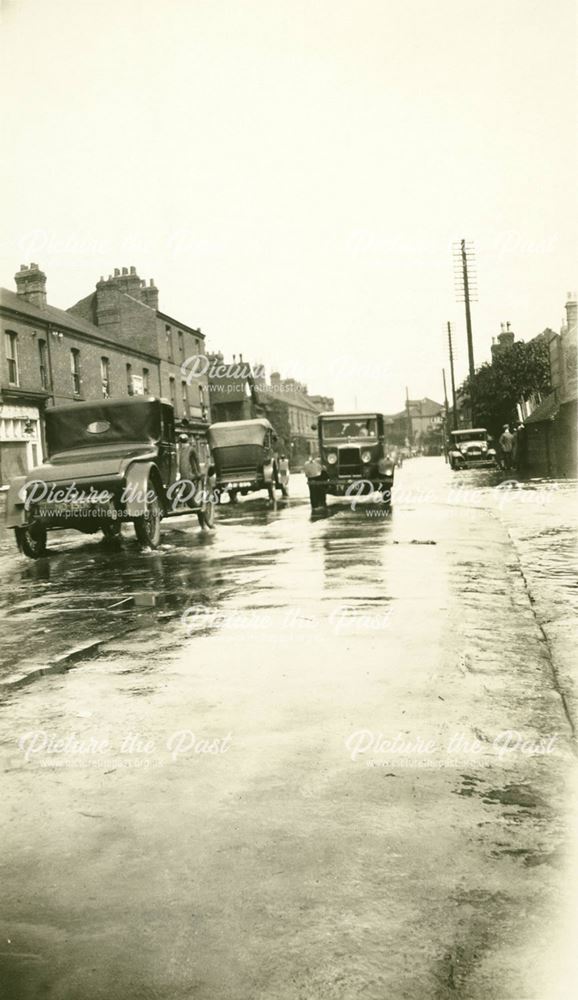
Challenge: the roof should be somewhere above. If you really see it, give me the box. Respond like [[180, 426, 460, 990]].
[[391, 398, 444, 420], [524, 392, 560, 424], [209, 418, 272, 431], [259, 386, 320, 413], [0, 287, 155, 358], [46, 395, 169, 417], [1, 287, 105, 338], [318, 412, 381, 420]]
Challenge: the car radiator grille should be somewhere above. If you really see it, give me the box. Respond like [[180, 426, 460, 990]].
[[338, 448, 362, 476]]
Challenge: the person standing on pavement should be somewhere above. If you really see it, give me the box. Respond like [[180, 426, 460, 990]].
[[513, 422, 526, 472], [499, 424, 515, 470], [178, 432, 201, 494]]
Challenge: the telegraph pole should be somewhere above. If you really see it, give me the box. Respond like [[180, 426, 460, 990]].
[[442, 368, 450, 461], [461, 240, 476, 383], [447, 322, 458, 430], [453, 239, 477, 423]]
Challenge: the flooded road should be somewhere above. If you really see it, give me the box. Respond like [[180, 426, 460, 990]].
[[0, 458, 576, 999]]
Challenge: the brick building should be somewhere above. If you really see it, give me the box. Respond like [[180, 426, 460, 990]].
[[524, 293, 577, 477], [69, 266, 209, 424], [0, 263, 210, 486]]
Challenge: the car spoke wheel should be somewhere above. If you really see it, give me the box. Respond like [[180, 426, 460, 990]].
[[15, 523, 47, 559], [134, 484, 162, 549]]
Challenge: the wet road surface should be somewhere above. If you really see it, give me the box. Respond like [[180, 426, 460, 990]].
[[0, 458, 577, 999]]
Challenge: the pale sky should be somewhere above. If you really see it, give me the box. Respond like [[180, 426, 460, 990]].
[[1, 0, 576, 411]]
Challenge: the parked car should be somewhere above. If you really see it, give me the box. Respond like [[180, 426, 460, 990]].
[[304, 412, 394, 509], [4, 396, 216, 558], [448, 428, 498, 470], [207, 418, 288, 503]]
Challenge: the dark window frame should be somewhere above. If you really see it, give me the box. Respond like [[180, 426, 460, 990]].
[[70, 348, 81, 395], [5, 330, 19, 386]]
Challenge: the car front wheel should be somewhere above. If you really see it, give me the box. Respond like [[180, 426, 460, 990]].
[[134, 483, 162, 549], [15, 523, 47, 559]]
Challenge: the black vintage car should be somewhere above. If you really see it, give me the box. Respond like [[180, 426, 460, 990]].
[[207, 418, 289, 503], [4, 397, 216, 558], [304, 412, 395, 509]]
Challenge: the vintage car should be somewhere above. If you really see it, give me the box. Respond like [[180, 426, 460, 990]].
[[448, 428, 498, 470], [304, 412, 394, 509], [4, 396, 216, 559], [207, 418, 288, 503]]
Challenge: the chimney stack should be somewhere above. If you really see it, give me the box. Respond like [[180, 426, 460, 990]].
[[141, 277, 159, 311], [14, 263, 47, 307]]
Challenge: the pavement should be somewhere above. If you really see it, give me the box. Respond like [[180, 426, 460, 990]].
[[0, 458, 576, 1000]]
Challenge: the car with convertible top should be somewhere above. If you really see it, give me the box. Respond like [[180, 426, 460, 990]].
[[4, 396, 216, 558]]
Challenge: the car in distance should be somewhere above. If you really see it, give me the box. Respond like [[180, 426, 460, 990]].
[[207, 418, 288, 504], [448, 428, 498, 470], [4, 396, 216, 558], [304, 412, 394, 509]]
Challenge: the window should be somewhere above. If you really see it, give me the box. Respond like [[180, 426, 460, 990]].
[[101, 357, 110, 398], [165, 324, 173, 361], [143, 368, 149, 394], [38, 339, 49, 390], [181, 379, 189, 416], [178, 330, 184, 359], [70, 348, 81, 395], [126, 363, 133, 395], [169, 376, 176, 410], [5, 331, 19, 385]]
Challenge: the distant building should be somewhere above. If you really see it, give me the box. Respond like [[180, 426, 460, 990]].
[[388, 397, 445, 447]]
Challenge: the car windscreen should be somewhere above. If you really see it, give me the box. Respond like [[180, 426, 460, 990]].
[[452, 432, 487, 443], [321, 418, 378, 439], [46, 401, 162, 456]]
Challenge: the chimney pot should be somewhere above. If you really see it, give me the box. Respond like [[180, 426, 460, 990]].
[[149, 278, 154, 287], [122, 267, 128, 275], [114, 268, 120, 276], [130, 266, 136, 275], [20, 264, 26, 271]]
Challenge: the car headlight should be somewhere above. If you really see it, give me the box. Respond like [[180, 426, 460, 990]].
[[326, 452, 337, 465], [361, 450, 372, 464]]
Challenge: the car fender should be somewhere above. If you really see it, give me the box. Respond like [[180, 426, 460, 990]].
[[122, 462, 164, 518], [4, 477, 29, 527]]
